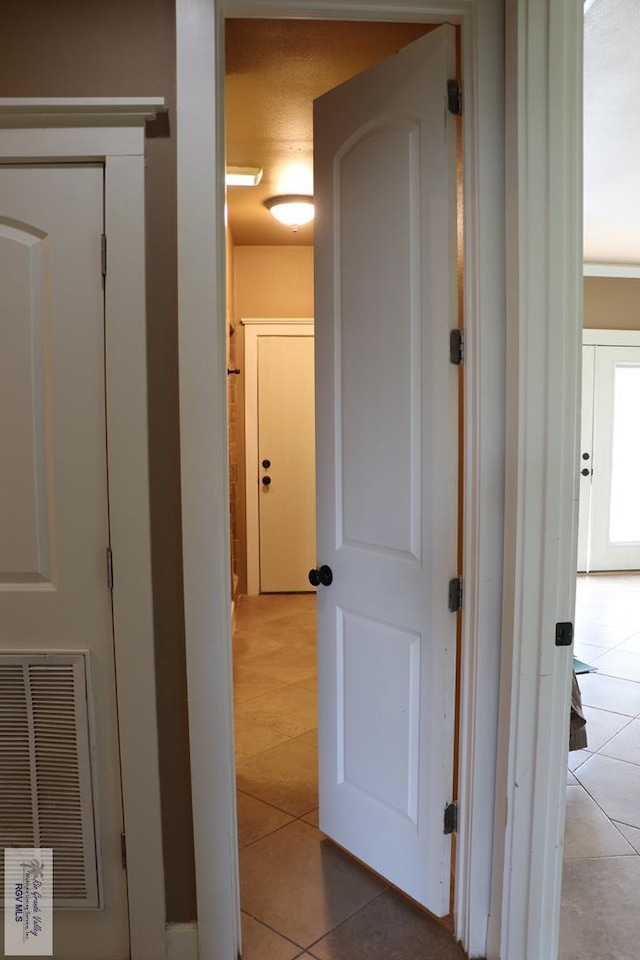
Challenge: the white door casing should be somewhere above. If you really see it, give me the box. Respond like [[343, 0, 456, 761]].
[[0, 99, 166, 960], [178, 1, 506, 958], [243, 320, 316, 595], [175, 3, 584, 960], [0, 163, 129, 957], [314, 26, 459, 914]]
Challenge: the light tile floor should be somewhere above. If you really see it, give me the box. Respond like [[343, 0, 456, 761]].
[[560, 573, 640, 960], [233, 593, 465, 960], [233, 576, 640, 959]]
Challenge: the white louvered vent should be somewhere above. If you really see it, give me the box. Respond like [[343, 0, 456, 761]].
[[0, 654, 99, 908]]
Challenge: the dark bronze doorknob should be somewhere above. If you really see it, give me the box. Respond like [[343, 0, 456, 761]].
[[308, 565, 333, 587], [262, 476, 271, 486], [581, 468, 590, 476]]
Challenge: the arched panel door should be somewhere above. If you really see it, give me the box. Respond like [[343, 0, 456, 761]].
[[314, 25, 460, 916]]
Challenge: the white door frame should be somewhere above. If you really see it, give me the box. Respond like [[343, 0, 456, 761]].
[[584, 329, 640, 346], [0, 98, 167, 960], [242, 318, 314, 595], [175, 2, 583, 958]]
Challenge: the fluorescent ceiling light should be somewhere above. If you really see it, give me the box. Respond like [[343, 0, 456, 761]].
[[264, 194, 315, 229], [226, 166, 263, 187]]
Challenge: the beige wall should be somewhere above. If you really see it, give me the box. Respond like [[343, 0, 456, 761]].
[[234, 246, 315, 318], [4, 0, 195, 923], [232, 246, 314, 592], [584, 277, 640, 330]]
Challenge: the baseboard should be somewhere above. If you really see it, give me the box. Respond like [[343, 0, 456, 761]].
[[166, 923, 198, 960]]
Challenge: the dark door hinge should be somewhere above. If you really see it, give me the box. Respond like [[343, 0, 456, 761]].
[[447, 79, 462, 116], [120, 832, 127, 869], [107, 547, 114, 590], [448, 577, 463, 613], [101, 233, 107, 278], [450, 329, 464, 365], [444, 801, 458, 835], [555, 622, 574, 647]]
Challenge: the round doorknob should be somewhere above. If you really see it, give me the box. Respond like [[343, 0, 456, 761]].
[[582, 452, 590, 460], [581, 468, 590, 476], [262, 476, 271, 486], [262, 459, 271, 469], [308, 565, 333, 587]]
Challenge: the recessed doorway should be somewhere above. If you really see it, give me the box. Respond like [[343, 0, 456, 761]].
[[225, 17, 464, 958]]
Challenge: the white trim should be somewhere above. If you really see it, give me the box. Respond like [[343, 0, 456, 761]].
[[242, 320, 314, 595], [583, 328, 640, 346], [487, 3, 583, 959], [177, 3, 504, 959], [0, 97, 165, 126], [176, 5, 241, 960], [166, 923, 199, 960], [455, 4, 506, 953], [584, 262, 640, 278], [0, 100, 167, 960], [105, 153, 167, 960], [241, 317, 313, 325], [223, 0, 460, 19]]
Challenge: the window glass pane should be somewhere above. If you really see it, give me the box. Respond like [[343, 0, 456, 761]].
[[609, 364, 640, 543]]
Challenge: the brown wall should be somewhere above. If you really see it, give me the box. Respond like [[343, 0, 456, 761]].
[[3, 0, 196, 922], [232, 246, 314, 592], [584, 277, 640, 330]]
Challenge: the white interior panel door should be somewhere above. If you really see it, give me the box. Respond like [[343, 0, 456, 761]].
[[577, 345, 595, 572], [314, 25, 459, 915], [0, 166, 129, 958], [258, 335, 316, 592], [589, 346, 640, 571]]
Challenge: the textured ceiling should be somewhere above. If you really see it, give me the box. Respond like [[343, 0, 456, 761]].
[[225, 19, 434, 246], [584, 0, 640, 264], [227, 9, 636, 261]]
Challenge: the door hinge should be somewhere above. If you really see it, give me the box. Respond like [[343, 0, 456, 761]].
[[555, 621, 574, 647], [447, 79, 462, 116], [450, 329, 464, 365], [444, 801, 458, 835], [448, 577, 463, 613], [106, 547, 114, 590], [120, 832, 127, 870], [101, 233, 107, 277]]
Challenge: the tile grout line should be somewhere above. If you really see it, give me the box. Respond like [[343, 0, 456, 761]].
[[240, 908, 307, 954], [301, 887, 391, 955]]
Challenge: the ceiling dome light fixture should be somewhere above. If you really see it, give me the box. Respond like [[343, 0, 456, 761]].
[[264, 194, 315, 231]]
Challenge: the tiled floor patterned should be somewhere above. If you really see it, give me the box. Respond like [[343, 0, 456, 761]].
[[233, 593, 465, 960], [560, 573, 640, 960], [233, 574, 640, 959]]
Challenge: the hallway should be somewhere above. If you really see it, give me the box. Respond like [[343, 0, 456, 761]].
[[233, 593, 465, 959]]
